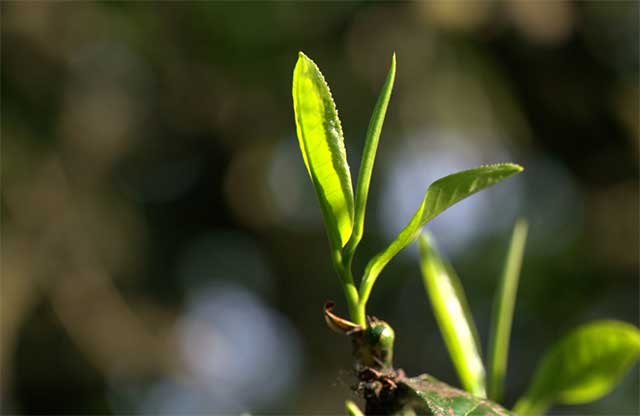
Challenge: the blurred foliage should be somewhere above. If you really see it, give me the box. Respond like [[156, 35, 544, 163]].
[[1, 1, 638, 414], [513, 321, 640, 414]]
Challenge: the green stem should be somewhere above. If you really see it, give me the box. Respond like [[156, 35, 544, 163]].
[[344, 270, 364, 326], [357, 267, 380, 317], [332, 249, 363, 326], [355, 303, 367, 328]]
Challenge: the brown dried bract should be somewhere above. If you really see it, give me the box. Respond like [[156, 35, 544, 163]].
[[355, 364, 406, 414]]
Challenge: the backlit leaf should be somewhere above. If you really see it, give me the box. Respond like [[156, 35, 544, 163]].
[[292, 52, 354, 251], [487, 219, 528, 402], [345, 400, 364, 416], [513, 320, 640, 415], [359, 163, 522, 305], [418, 232, 486, 397], [344, 53, 396, 262]]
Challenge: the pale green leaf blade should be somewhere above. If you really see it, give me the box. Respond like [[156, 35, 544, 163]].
[[344, 53, 396, 261], [513, 320, 640, 415], [418, 232, 486, 397], [359, 164, 522, 303], [487, 219, 528, 402], [292, 52, 354, 250]]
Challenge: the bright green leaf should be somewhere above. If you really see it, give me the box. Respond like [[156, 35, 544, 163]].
[[344, 53, 396, 263], [418, 232, 486, 397], [487, 219, 528, 402], [359, 163, 522, 305], [345, 400, 364, 416], [292, 52, 354, 251], [513, 320, 640, 415]]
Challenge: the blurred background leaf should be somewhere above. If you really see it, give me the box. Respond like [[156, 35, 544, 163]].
[[418, 232, 486, 397], [2, 1, 638, 414], [513, 321, 640, 415], [488, 219, 528, 402]]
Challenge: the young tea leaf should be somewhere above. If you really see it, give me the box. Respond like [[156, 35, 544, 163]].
[[359, 163, 522, 305], [418, 232, 486, 397], [292, 52, 354, 251], [513, 320, 640, 415], [344, 53, 396, 263], [487, 219, 528, 402]]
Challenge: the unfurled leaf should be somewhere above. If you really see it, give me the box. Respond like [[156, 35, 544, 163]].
[[359, 163, 522, 305], [487, 219, 528, 402], [401, 374, 513, 415], [344, 53, 396, 262], [418, 232, 486, 397], [292, 52, 354, 251], [513, 320, 640, 415]]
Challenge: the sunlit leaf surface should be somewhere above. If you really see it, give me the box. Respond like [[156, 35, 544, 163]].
[[344, 54, 396, 261], [360, 164, 522, 305], [292, 52, 354, 250], [419, 232, 486, 397]]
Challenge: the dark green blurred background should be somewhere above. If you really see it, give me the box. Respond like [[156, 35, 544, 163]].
[[2, 1, 638, 414]]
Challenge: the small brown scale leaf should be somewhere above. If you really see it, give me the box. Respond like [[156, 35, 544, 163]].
[[322, 303, 512, 415]]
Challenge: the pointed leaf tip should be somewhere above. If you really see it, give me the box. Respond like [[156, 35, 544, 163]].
[[362, 162, 523, 288], [344, 48, 397, 261], [508, 163, 524, 172]]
